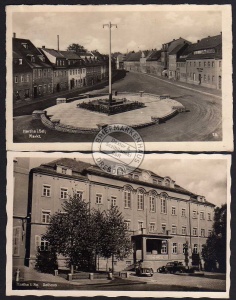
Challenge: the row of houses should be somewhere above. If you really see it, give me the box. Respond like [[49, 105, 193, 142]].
[[13, 34, 109, 103], [13, 157, 215, 273], [119, 33, 222, 90]]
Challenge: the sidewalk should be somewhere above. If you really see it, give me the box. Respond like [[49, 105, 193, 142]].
[[131, 71, 222, 98]]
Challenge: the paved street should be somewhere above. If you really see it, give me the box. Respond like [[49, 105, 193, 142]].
[[13, 71, 222, 143]]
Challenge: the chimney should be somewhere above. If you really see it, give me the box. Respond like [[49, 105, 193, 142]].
[[57, 35, 59, 51], [13, 32, 16, 38], [42, 46, 45, 49], [220, 31, 222, 35]]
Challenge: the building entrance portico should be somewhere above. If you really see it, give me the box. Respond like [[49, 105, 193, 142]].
[[132, 232, 173, 269]]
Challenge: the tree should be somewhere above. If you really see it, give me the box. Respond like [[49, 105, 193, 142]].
[[100, 206, 133, 273], [202, 204, 227, 272], [43, 196, 132, 273], [67, 43, 87, 53], [43, 194, 94, 272], [35, 247, 58, 274]]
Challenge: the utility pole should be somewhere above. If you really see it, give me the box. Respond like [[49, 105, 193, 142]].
[[103, 22, 117, 105]]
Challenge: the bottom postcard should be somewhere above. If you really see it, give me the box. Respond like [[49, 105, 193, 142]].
[[6, 152, 230, 297]]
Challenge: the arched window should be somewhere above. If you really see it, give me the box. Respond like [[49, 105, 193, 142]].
[[124, 187, 132, 209], [137, 190, 144, 210], [149, 191, 157, 212]]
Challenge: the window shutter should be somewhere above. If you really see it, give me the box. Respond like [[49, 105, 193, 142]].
[[35, 235, 41, 251]]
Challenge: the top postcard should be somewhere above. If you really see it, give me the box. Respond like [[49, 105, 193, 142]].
[[6, 5, 233, 152]]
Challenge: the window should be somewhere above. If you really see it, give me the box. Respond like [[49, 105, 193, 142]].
[[172, 242, 177, 254], [96, 193, 102, 205], [43, 69, 47, 77], [208, 61, 210, 67], [26, 74, 29, 82], [13, 227, 21, 256], [138, 221, 144, 231], [153, 179, 157, 184], [149, 195, 155, 212], [19, 58, 23, 65], [200, 211, 205, 220], [171, 225, 177, 235], [193, 244, 198, 254], [40, 238, 49, 251], [126, 261, 132, 267], [161, 224, 166, 234], [212, 61, 215, 67], [38, 69, 42, 78], [182, 226, 187, 235], [21, 75, 24, 82], [192, 210, 197, 218], [208, 230, 212, 237], [124, 220, 130, 231], [207, 212, 211, 221], [161, 240, 167, 254], [193, 227, 197, 236], [199, 62, 201, 67], [133, 174, 139, 180], [208, 75, 210, 82], [164, 179, 170, 187], [201, 229, 205, 237], [124, 189, 131, 208], [149, 222, 155, 232], [219, 61, 221, 67], [212, 75, 215, 82], [42, 210, 51, 224], [14, 76, 18, 83], [137, 192, 144, 210], [181, 208, 186, 217], [42, 184, 51, 197], [194, 61, 196, 67], [171, 206, 176, 215], [111, 196, 117, 207], [61, 167, 67, 174], [60, 188, 68, 199], [204, 61, 207, 67], [76, 190, 83, 200], [160, 193, 167, 214]]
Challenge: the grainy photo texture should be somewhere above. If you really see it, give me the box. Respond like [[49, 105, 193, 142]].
[[7, 152, 230, 297], [6, 5, 233, 152]]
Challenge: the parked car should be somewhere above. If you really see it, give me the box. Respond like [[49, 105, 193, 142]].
[[157, 261, 186, 274], [135, 267, 154, 277]]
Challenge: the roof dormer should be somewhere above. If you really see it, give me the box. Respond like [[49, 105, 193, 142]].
[[56, 165, 72, 176]]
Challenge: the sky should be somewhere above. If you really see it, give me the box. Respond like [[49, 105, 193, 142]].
[[27, 154, 228, 207], [12, 10, 222, 54]]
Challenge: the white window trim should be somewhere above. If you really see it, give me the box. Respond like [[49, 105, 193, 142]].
[[111, 195, 117, 207], [193, 227, 198, 236], [172, 242, 178, 254], [171, 225, 177, 235], [137, 192, 144, 210], [138, 221, 144, 231], [124, 189, 131, 209], [13, 226, 21, 256], [60, 187, 69, 200], [42, 184, 51, 197], [149, 222, 155, 232], [182, 226, 187, 235], [41, 210, 51, 224], [96, 193, 103, 205], [181, 208, 186, 217], [124, 219, 131, 231], [161, 223, 166, 234], [171, 206, 176, 215]]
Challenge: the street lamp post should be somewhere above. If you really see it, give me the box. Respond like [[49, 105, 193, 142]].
[[103, 22, 117, 106]]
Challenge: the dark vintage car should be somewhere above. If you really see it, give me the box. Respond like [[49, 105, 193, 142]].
[[135, 267, 154, 277], [157, 261, 186, 274]]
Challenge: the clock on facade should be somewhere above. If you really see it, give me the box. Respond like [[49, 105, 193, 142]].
[[141, 170, 150, 181]]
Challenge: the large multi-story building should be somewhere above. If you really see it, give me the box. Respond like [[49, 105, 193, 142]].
[[13, 158, 215, 272], [13, 35, 53, 100]]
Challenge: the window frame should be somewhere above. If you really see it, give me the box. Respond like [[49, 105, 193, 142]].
[[171, 206, 176, 215], [124, 189, 131, 209], [172, 242, 177, 254], [41, 210, 51, 224], [171, 225, 177, 235], [96, 193, 103, 205], [42, 184, 51, 197], [137, 191, 144, 210], [111, 196, 117, 207], [60, 187, 68, 200]]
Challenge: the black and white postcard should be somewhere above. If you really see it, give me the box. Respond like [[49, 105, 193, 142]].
[[6, 5, 233, 152]]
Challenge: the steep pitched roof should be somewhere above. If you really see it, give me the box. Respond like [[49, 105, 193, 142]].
[[59, 51, 81, 60], [40, 158, 92, 173], [40, 48, 65, 58], [124, 51, 142, 61], [169, 43, 188, 55], [146, 50, 162, 61], [13, 38, 52, 69]]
